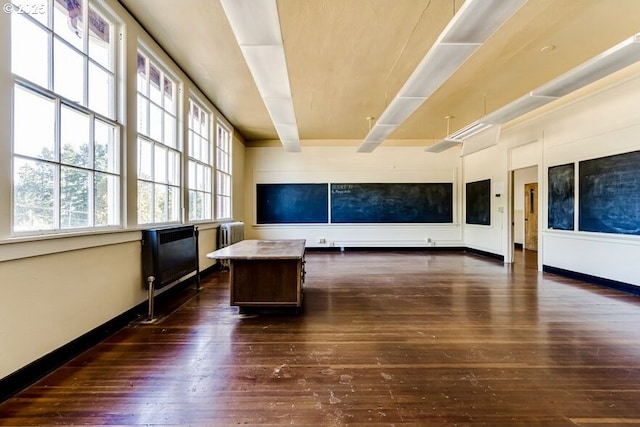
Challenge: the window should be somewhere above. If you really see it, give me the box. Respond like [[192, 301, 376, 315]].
[[136, 51, 180, 225], [11, 0, 120, 233], [215, 122, 232, 220], [187, 99, 212, 222]]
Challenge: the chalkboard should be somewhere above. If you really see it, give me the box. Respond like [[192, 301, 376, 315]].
[[548, 163, 575, 230], [330, 183, 452, 223], [579, 150, 640, 235], [256, 183, 328, 224], [465, 179, 491, 225]]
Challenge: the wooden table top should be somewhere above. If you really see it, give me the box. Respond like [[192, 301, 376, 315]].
[[206, 239, 306, 260]]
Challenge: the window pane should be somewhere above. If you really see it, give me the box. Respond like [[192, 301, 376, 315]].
[[204, 166, 211, 192], [94, 120, 118, 173], [203, 192, 212, 220], [95, 172, 119, 226], [164, 77, 174, 112], [60, 105, 90, 168], [137, 180, 152, 224], [192, 134, 201, 161], [200, 137, 209, 163], [88, 62, 113, 118], [13, 157, 55, 231], [154, 145, 167, 183], [137, 53, 147, 94], [188, 160, 196, 190], [149, 102, 162, 142], [11, 14, 49, 87], [188, 189, 197, 221], [14, 86, 56, 160], [137, 94, 148, 135], [167, 150, 180, 186], [149, 63, 162, 105], [54, 39, 84, 104], [168, 185, 180, 222], [188, 131, 194, 160], [138, 138, 152, 180], [88, 6, 112, 70], [164, 112, 176, 148], [53, 0, 84, 50], [61, 166, 90, 229], [154, 183, 167, 223]]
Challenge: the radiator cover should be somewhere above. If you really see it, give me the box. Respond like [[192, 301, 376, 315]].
[[141, 225, 199, 290]]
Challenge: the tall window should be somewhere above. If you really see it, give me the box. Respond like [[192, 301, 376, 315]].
[[215, 122, 232, 220], [187, 99, 212, 222], [11, 0, 120, 233], [136, 51, 180, 224]]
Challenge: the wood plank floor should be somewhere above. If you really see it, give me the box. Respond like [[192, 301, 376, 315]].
[[2, 250, 640, 426]]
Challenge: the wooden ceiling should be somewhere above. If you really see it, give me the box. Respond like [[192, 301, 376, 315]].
[[118, 0, 640, 147]]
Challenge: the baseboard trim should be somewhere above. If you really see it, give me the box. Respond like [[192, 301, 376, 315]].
[[514, 243, 523, 250], [543, 265, 640, 297], [0, 273, 204, 403], [465, 247, 505, 262]]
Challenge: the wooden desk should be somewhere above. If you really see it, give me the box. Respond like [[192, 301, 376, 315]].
[[206, 239, 306, 311]]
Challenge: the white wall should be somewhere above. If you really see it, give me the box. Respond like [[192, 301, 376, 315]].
[[462, 63, 640, 285], [462, 144, 509, 255], [245, 145, 463, 248]]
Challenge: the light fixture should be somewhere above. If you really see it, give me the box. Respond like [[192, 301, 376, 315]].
[[220, 0, 300, 152], [357, 0, 526, 152], [426, 115, 462, 153], [481, 93, 558, 125], [425, 138, 463, 153], [534, 33, 640, 97], [478, 32, 640, 126]]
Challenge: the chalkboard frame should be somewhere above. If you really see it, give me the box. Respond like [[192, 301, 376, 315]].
[[329, 182, 453, 224], [578, 150, 640, 235], [548, 163, 575, 231], [256, 183, 329, 224], [465, 179, 491, 226]]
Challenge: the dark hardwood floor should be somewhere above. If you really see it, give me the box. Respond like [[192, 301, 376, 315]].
[[2, 249, 640, 426]]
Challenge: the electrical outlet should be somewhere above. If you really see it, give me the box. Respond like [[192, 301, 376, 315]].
[[319, 238, 326, 244]]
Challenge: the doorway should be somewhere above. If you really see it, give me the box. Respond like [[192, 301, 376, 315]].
[[511, 166, 538, 264], [524, 182, 538, 251]]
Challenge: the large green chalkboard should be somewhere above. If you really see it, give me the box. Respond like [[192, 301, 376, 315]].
[[548, 163, 574, 230], [579, 150, 640, 235], [257, 184, 328, 224], [465, 179, 491, 225], [330, 183, 453, 223]]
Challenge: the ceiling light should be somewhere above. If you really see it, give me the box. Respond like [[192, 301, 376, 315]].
[[534, 33, 640, 97], [476, 32, 640, 128], [357, 0, 526, 152], [377, 97, 425, 126], [221, 0, 300, 152], [425, 139, 463, 153], [448, 121, 494, 140], [482, 93, 558, 124]]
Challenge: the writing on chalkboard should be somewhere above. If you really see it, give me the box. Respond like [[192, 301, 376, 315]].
[[331, 184, 353, 195], [579, 150, 640, 235], [330, 183, 453, 223]]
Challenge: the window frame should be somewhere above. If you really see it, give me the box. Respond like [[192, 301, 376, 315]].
[[135, 46, 182, 226], [187, 95, 213, 223], [215, 120, 233, 221], [10, 0, 123, 236]]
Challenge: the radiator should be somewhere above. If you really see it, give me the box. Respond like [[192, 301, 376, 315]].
[[141, 225, 200, 320], [219, 221, 245, 247]]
